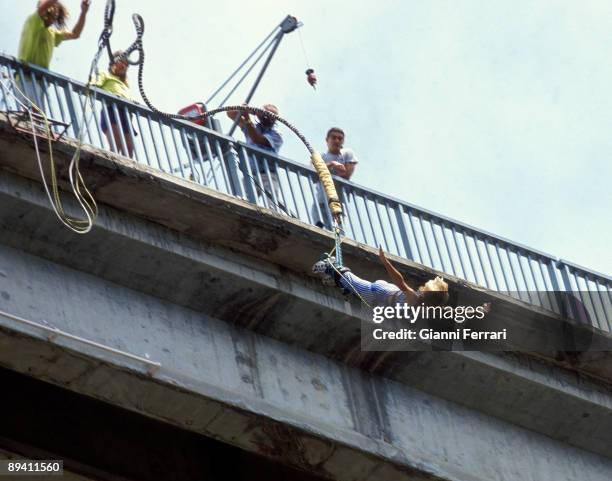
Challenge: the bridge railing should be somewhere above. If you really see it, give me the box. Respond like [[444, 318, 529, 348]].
[[1, 53, 610, 332]]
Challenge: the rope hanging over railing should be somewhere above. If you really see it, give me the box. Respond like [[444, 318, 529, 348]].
[[9, 0, 346, 263]]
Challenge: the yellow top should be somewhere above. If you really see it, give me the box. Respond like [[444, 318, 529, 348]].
[[18, 12, 66, 69], [93, 71, 132, 100]]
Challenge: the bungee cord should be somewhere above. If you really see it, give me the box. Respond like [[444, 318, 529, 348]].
[[127, 12, 345, 240]]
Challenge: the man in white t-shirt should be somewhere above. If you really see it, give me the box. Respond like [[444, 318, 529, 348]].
[[313, 127, 358, 229]]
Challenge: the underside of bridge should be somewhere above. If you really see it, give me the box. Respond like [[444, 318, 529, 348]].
[[1, 116, 612, 481], [0, 367, 326, 481]]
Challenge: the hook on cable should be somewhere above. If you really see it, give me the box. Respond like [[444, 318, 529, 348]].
[[305, 68, 317, 89]]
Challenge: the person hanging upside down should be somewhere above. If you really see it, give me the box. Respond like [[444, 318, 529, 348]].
[[312, 246, 450, 307]]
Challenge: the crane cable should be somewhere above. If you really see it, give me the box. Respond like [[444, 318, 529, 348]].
[[206, 24, 280, 107]]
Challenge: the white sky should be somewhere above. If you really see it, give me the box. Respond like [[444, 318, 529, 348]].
[[1, 0, 611, 276]]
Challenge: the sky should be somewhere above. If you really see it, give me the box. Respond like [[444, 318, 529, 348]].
[[1, 0, 611, 276]]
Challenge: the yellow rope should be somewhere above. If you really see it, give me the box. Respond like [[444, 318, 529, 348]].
[[6, 78, 98, 234], [311, 151, 342, 220]]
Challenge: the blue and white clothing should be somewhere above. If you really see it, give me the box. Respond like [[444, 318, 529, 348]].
[[339, 271, 408, 307], [241, 123, 283, 173], [322, 149, 358, 174]]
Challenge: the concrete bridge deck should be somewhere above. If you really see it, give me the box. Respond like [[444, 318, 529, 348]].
[[1, 118, 611, 480]]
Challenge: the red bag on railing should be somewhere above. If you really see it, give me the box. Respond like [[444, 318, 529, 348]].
[[178, 103, 206, 126]]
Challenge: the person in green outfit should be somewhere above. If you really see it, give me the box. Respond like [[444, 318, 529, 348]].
[[19, 1, 92, 69], [93, 52, 136, 158], [17, 1, 92, 104]]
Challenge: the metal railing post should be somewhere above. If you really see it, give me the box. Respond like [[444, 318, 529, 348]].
[[224, 146, 245, 198], [236, 145, 258, 203], [1, 52, 610, 322], [64, 82, 80, 136]]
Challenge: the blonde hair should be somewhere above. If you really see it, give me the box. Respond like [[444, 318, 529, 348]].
[[420, 276, 449, 305], [422, 276, 448, 292]]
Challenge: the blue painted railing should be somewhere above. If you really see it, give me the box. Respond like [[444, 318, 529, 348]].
[[1, 53, 610, 331]]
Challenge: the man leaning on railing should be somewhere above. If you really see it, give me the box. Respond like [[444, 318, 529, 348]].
[[313, 127, 358, 230]]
